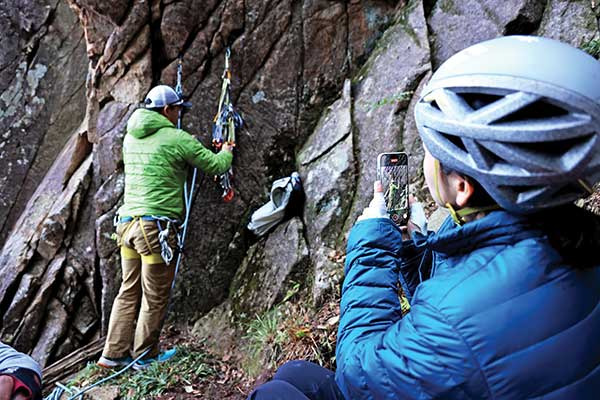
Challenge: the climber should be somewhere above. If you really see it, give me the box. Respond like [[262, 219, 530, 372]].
[[0, 341, 42, 400], [247, 36, 600, 399], [97, 85, 233, 370]]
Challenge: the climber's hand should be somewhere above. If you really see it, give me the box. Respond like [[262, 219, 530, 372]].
[[221, 142, 234, 153]]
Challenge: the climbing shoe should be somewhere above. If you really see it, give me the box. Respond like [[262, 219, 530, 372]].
[[97, 355, 133, 369], [132, 348, 177, 371]]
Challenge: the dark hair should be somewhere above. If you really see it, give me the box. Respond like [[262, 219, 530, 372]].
[[530, 205, 600, 269]]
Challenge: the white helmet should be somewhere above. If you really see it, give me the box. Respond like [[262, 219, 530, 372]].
[[415, 36, 600, 213], [144, 85, 191, 108]]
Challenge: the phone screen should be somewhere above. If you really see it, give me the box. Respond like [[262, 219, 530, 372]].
[[377, 152, 409, 225]]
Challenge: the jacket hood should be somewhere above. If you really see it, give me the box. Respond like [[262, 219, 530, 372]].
[[428, 211, 538, 256], [127, 108, 174, 138], [429, 206, 600, 268]]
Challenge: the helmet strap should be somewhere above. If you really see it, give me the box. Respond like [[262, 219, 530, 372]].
[[446, 203, 501, 226], [578, 179, 594, 194], [433, 159, 500, 226], [433, 158, 444, 206]]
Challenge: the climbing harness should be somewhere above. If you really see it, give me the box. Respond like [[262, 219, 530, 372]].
[[212, 47, 243, 202], [156, 218, 176, 264], [112, 215, 180, 265]]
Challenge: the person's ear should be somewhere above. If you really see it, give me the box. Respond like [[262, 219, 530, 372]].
[[454, 175, 475, 207], [162, 105, 170, 116]]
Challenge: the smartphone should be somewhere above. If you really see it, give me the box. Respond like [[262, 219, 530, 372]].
[[377, 152, 409, 225]]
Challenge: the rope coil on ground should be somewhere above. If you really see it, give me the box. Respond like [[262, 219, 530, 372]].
[[44, 349, 151, 400]]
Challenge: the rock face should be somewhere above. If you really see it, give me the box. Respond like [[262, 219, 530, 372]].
[[0, 1, 90, 365], [230, 218, 309, 316], [345, 0, 431, 232], [1, 0, 600, 368], [0, 0, 87, 244], [0, 137, 94, 365], [428, 0, 546, 67], [298, 79, 354, 304], [537, 0, 600, 47]]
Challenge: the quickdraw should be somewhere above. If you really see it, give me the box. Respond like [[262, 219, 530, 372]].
[[212, 47, 243, 202]]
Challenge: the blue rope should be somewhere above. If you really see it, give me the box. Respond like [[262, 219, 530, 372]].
[[44, 349, 151, 400], [175, 53, 196, 295]]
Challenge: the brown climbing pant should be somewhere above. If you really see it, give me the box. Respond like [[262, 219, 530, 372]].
[[102, 218, 176, 359]]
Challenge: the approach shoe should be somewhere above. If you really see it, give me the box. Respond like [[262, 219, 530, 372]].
[[97, 355, 133, 369], [132, 348, 177, 371]]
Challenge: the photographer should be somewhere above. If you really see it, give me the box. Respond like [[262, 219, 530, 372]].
[[0, 342, 42, 400], [249, 35, 600, 399]]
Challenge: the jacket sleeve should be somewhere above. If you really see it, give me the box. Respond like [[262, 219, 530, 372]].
[[177, 131, 233, 175], [398, 230, 433, 303], [335, 218, 476, 399]]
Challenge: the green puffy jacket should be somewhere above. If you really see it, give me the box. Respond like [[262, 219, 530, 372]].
[[118, 108, 233, 219]]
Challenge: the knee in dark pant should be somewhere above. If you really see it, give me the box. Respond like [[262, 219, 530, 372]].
[[272, 360, 342, 400], [274, 360, 317, 381], [274, 360, 334, 384], [248, 380, 309, 400]]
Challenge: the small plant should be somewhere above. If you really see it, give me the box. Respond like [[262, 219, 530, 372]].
[[368, 91, 414, 111], [68, 362, 106, 389], [581, 38, 600, 59], [118, 346, 215, 399], [60, 345, 215, 399], [281, 281, 301, 303], [242, 308, 288, 376]]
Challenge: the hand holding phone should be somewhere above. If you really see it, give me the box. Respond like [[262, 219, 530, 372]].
[[377, 152, 409, 225], [357, 181, 387, 222]]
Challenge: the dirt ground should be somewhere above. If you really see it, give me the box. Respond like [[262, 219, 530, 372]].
[[152, 328, 251, 399], [154, 300, 341, 400]]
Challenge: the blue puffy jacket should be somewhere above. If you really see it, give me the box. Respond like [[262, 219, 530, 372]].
[[336, 209, 600, 399]]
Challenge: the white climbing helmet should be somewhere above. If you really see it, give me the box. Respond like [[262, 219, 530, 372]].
[[144, 85, 191, 108], [415, 35, 600, 213]]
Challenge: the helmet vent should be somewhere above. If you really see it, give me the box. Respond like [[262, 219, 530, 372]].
[[495, 99, 569, 124], [501, 184, 546, 204], [506, 182, 587, 208], [461, 93, 504, 110], [444, 132, 467, 152], [513, 134, 593, 158]]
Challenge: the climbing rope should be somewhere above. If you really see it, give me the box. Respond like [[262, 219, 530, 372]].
[[212, 47, 243, 202], [44, 349, 151, 400], [169, 54, 192, 306]]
